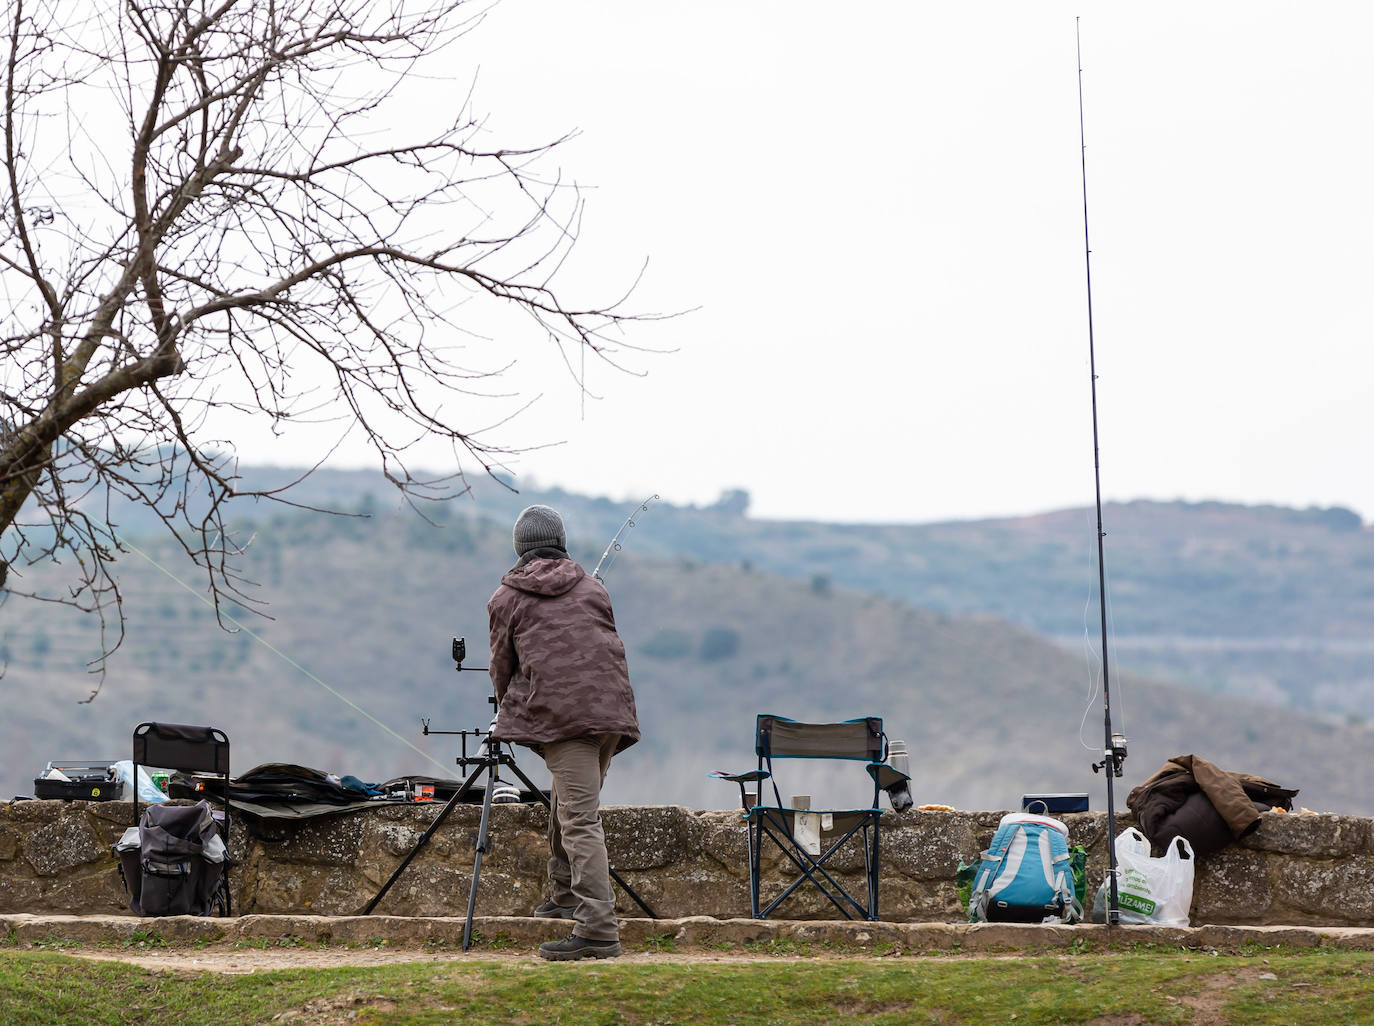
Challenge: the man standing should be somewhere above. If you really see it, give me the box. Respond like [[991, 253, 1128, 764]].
[[487, 504, 640, 961]]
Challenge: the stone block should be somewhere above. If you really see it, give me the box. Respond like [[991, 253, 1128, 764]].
[[22, 814, 107, 877], [351, 860, 475, 918], [0, 824, 19, 861], [698, 812, 749, 867], [1273, 856, 1374, 923], [604, 805, 703, 871], [247, 812, 366, 866], [885, 812, 978, 878], [1244, 813, 1374, 858], [2, 800, 59, 824], [882, 879, 961, 923], [1194, 923, 1322, 949], [1193, 848, 1273, 923], [88, 802, 137, 837], [960, 922, 1096, 951]]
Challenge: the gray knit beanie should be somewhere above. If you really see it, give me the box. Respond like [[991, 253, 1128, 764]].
[[512, 504, 566, 556]]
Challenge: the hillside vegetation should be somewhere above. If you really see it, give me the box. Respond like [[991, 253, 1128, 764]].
[[4, 481, 1371, 816], [448, 482, 1374, 721], [213, 470, 1374, 720]]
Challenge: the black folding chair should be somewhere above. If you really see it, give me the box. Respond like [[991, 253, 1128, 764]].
[[132, 721, 232, 915], [711, 714, 910, 921]]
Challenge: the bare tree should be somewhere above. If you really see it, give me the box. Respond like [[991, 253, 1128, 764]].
[[1, 0, 650, 682]]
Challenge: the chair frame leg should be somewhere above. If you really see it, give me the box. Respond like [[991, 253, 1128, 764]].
[[749, 812, 762, 919], [748, 809, 881, 922]]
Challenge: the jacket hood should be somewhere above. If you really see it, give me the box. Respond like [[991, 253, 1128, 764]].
[[500, 556, 587, 598]]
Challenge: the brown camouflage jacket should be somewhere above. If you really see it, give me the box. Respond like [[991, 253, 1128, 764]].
[[487, 555, 640, 753]]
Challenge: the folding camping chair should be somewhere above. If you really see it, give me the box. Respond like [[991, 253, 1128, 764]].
[[132, 721, 232, 914], [711, 714, 910, 921]]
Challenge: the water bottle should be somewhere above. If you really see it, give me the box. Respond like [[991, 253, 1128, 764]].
[[885, 740, 913, 812]]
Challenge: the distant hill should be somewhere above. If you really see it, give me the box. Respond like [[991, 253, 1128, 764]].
[[203, 469, 1374, 722], [3, 485, 1370, 817]]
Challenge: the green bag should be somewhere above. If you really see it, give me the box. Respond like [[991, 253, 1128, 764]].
[[1070, 845, 1088, 919], [955, 860, 977, 917]]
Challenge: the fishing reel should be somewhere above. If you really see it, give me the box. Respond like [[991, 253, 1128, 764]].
[[1092, 733, 1128, 778]]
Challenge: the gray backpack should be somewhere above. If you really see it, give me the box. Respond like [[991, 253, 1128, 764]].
[[114, 800, 227, 916]]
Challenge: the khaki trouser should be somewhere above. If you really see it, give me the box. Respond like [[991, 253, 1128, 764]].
[[542, 734, 620, 941]]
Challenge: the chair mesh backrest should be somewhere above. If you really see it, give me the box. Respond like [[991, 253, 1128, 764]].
[[756, 715, 883, 762], [134, 722, 230, 775]]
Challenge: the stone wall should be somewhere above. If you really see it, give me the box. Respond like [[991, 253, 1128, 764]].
[[1, 799, 1369, 926]]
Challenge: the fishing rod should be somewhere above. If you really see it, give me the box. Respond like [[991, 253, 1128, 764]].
[[1076, 18, 1127, 927], [592, 493, 659, 582]]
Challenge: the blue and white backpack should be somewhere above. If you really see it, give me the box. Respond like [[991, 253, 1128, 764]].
[[968, 811, 1081, 924]]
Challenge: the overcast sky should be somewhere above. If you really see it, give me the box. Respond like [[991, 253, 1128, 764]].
[[245, 1, 1374, 525]]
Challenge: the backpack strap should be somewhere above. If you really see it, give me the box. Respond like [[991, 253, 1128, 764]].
[[966, 840, 1007, 923], [1049, 847, 1080, 922]]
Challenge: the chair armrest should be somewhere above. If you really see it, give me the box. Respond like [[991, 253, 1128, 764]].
[[867, 762, 910, 791], [708, 769, 770, 784]]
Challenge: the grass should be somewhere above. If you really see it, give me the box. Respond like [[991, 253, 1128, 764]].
[[638, 932, 676, 954], [3, 948, 1374, 1026], [124, 929, 167, 949]]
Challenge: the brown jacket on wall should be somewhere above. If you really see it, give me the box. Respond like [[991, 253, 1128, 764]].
[[487, 554, 640, 754], [1126, 753, 1298, 857]]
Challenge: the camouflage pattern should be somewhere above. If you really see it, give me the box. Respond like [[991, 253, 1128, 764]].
[[487, 556, 640, 752]]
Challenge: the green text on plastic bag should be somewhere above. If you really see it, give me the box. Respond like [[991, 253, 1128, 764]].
[[1119, 891, 1157, 917]]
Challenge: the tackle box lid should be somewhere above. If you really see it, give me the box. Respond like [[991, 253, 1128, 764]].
[[1020, 792, 1090, 813]]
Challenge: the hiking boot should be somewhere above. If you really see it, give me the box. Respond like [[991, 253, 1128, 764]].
[[532, 899, 577, 920], [538, 933, 622, 961]]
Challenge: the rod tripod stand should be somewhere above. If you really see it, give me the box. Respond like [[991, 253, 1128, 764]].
[[364, 695, 656, 950]]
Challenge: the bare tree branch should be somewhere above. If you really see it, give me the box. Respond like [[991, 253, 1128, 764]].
[[0, 0, 667, 689]]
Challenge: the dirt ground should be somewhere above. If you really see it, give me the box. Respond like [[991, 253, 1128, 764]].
[[60, 945, 867, 973]]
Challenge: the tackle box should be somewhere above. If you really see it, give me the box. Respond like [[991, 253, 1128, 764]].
[[1020, 792, 1090, 814], [33, 762, 123, 802]]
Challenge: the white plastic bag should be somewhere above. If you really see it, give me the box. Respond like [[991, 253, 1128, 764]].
[[1094, 827, 1195, 926], [111, 760, 169, 805]]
